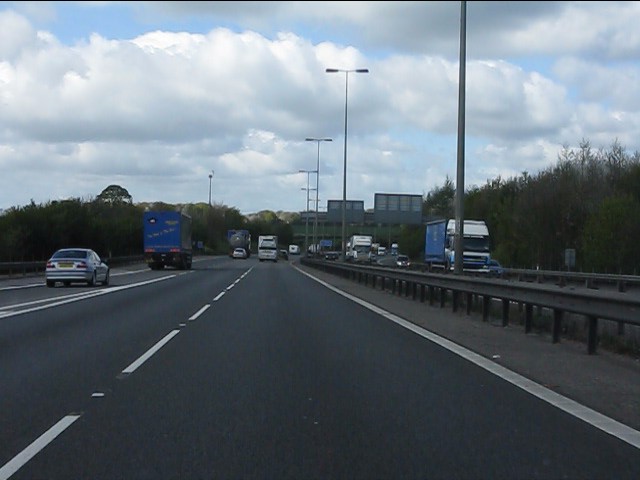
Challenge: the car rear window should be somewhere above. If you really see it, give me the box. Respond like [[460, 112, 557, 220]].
[[53, 250, 88, 259]]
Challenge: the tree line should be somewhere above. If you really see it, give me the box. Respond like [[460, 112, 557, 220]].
[[0, 185, 295, 262], [1, 139, 639, 273]]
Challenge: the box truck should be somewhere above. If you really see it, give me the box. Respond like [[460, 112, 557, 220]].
[[143, 211, 193, 270], [424, 219, 490, 272]]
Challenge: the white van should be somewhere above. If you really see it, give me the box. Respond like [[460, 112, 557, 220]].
[[288, 244, 300, 255]]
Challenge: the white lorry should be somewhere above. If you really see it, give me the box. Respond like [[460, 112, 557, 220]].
[[288, 244, 300, 255], [258, 235, 279, 262], [424, 219, 491, 272], [346, 234, 373, 263]]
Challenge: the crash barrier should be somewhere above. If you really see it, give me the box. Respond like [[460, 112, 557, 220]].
[[301, 257, 640, 355], [0, 256, 144, 278]]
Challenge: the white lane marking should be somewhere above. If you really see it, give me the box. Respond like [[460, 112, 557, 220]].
[[220, 266, 253, 296], [213, 292, 225, 302], [295, 266, 640, 450], [0, 414, 81, 480], [121, 329, 180, 375], [189, 304, 210, 321], [0, 269, 152, 292], [0, 290, 103, 311], [0, 275, 176, 319], [0, 284, 42, 291]]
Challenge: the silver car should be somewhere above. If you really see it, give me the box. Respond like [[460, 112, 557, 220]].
[[45, 248, 110, 287]]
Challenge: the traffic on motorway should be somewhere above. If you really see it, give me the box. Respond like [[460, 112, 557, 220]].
[[1, 255, 639, 479]]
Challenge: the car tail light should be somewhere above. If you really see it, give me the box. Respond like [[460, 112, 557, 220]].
[[77, 261, 87, 268], [46, 261, 53, 268]]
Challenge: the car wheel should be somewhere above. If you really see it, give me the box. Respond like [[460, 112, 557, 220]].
[[102, 270, 110, 286], [46, 280, 55, 288], [88, 272, 96, 287]]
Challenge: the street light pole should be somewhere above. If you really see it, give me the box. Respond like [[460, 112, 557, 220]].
[[326, 68, 368, 261], [208, 170, 214, 207], [299, 169, 316, 255], [305, 137, 332, 256]]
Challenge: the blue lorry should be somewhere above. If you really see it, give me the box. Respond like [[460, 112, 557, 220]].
[[143, 211, 193, 270]]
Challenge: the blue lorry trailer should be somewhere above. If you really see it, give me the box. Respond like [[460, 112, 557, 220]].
[[143, 211, 193, 270]]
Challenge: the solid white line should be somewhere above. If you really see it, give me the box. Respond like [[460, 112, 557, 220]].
[[0, 414, 81, 480], [295, 266, 640, 450], [0, 275, 176, 319], [188, 304, 210, 321], [121, 329, 180, 375]]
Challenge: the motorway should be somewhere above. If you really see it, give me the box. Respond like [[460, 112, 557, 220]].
[[1, 256, 639, 479]]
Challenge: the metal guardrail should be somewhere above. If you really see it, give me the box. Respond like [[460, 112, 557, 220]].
[[502, 268, 640, 293], [0, 256, 145, 278], [302, 258, 640, 355], [410, 262, 640, 293]]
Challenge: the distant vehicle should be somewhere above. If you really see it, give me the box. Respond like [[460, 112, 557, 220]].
[[424, 219, 490, 272], [377, 246, 387, 256], [487, 258, 504, 277], [324, 251, 339, 261], [45, 248, 110, 287], [390, 243, 399, 256], [232, 248, 248, 259], [288, 244, 300, 255], [228, 229, 251, 258], [279, 249, 289, 260], [258, 235, 278, 262], [143, 211, 193, 270], [346, 234, 373, 263], [396, 254, 410, 268]]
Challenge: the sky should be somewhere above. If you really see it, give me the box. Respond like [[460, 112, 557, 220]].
[[0, 1, 639, 215]]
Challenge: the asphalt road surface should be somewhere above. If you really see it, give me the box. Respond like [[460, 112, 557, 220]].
[[1, 256, 639, 479]]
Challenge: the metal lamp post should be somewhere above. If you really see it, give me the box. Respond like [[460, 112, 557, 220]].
[[325, 68, 368, 260], [305, 137, 332, 256], [299, 169, 316, 255], [208, 170, 214, 207]]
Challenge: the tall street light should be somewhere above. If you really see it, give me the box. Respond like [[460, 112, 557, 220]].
[[299, 169, 316, 255], [325, 67, 368, 261], [305, 137, 332, 256], [208, 170, 215, 207]]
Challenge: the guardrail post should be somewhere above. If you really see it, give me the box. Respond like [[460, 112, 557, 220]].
[[452, 290, 459, 313], [429, 286, 435, 306], [524, 303, 533, 333], [552, 309, 563, 343], [466, 292, 473, 315], [587, 316, 598, 354], [482, 295, 490, 322], [420, 284, 426, 303], [391, 278, 397, 295], [439, 288, 446, 308], [501, 299, 509, 327]]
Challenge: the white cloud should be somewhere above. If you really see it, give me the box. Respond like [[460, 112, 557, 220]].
[[0, 2, 639, 214]]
